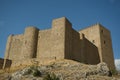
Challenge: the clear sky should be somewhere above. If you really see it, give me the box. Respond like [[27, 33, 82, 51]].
[[0, 0, 120, 60]]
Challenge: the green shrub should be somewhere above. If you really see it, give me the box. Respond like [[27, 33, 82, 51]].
[[24, 66, 41, 77], [110, 69, 118, 75], [32, 69, 41, 77], [43, 73, 60, 80]]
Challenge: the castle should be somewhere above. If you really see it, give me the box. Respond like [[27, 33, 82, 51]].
[[1, 17, 115, 70]]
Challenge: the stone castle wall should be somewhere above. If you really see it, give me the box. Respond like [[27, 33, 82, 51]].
[[4, 34, 23, 61], [36, 17, 100, 64], [37, 29, 52, 59], [83, 38, 100, 64], [3, 17, 115, 70]]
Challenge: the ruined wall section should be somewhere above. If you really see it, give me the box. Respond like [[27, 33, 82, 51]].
[[99, 26, 115, 69], [37, 29, 52, 59]]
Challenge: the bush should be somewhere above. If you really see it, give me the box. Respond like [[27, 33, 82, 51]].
[[110, 69, 118, 75], [43, 73, 60, 80], [32, 69, 41, 77], [24, 66, 41, 77]]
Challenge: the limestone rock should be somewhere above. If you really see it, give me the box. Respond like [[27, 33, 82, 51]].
[[97, 62, 110, 76], [0, 60, 119, 80]]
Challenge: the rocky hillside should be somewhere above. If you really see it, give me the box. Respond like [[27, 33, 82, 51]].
[[0, 59, 119, 80]]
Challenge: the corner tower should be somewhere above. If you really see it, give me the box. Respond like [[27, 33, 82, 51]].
[[21, 27, 39, 59], [99, 25, 115, 70], [79, 24, 115, 70]]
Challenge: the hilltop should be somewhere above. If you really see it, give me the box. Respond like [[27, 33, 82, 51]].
[[0, 59, 119, 80]]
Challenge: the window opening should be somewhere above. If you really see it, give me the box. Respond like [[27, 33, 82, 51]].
[[104, 40, 106, 44], [92, 40, 95, 43], [101, 30, 103, 33]]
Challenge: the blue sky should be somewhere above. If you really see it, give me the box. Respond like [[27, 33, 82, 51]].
[[0, 0, 120, 69]]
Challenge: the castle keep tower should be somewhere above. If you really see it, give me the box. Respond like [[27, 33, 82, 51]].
[[3, 17, 115, 70], [51, 17, 72, 59], [79, 24, 115, 69]]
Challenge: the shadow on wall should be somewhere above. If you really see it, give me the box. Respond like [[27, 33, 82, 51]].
[[4, 59, 12, 68], [82, 38, 100, 64], [0, 58, 12, 69], [0, 58, 4, 69], [65, 35, 100, 65]]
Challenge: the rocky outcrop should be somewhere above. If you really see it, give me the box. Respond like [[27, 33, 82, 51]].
[[0, 60, 119, 80]]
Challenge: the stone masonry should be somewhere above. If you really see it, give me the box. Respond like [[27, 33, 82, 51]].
[[2, 17, 115, 70]]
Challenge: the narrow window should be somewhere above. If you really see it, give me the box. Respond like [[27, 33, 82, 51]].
[[104, 40, 106, 44], [92, 40, 95, 43], [101, 30, 103, 33]]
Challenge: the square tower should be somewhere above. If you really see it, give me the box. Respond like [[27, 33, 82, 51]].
[[79, 24, 115, 70]]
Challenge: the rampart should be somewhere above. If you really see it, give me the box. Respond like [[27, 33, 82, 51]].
[[2, 17, 115, 70]]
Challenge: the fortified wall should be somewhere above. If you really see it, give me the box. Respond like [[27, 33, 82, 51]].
[[2, 17, 115, 70]]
